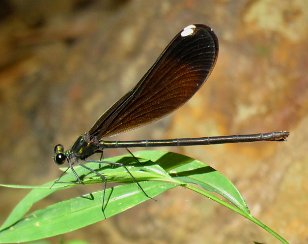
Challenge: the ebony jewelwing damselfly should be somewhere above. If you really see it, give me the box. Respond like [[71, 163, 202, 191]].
[[53, 24, 289, 196]]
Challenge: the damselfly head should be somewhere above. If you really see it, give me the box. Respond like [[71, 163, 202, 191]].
[[53, 144, 67, 165]]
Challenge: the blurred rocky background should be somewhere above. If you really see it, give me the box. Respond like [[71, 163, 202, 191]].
[[0, 0, 307, 243]]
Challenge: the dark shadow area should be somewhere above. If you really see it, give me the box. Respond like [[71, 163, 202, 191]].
[[169, 166, 216, 177]]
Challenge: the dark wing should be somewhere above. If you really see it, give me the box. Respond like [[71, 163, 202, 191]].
[[89, 24, 219, 139]]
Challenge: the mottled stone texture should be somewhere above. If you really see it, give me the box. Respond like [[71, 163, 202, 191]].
[[0, 0, 307, 243]]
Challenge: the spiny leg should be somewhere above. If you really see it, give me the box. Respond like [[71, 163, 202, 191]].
[[98, 151, 104, 170], [125, 148, 143, 166], [50, 167, 70, 188], [68, 159, 83, 184], [79, 163, 108, 219], [81, 156, 155, 215], [51, 159, 83, 188], [98, 159, 153, 200], [99, 150, 104, 161], [124, 148, 156, 201]]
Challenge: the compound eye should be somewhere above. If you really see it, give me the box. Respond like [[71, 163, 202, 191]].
[[54, 153, 67, 165], [54, 144, 64, 154]]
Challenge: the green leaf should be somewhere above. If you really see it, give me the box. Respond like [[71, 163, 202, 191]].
[[0, 150, 287, 243], [134, 151, 249, 213], [0, 182, 177, 243], [0, 155, 175, 232]]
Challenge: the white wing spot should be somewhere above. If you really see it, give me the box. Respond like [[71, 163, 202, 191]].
[[181, 24, 197, 37]]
